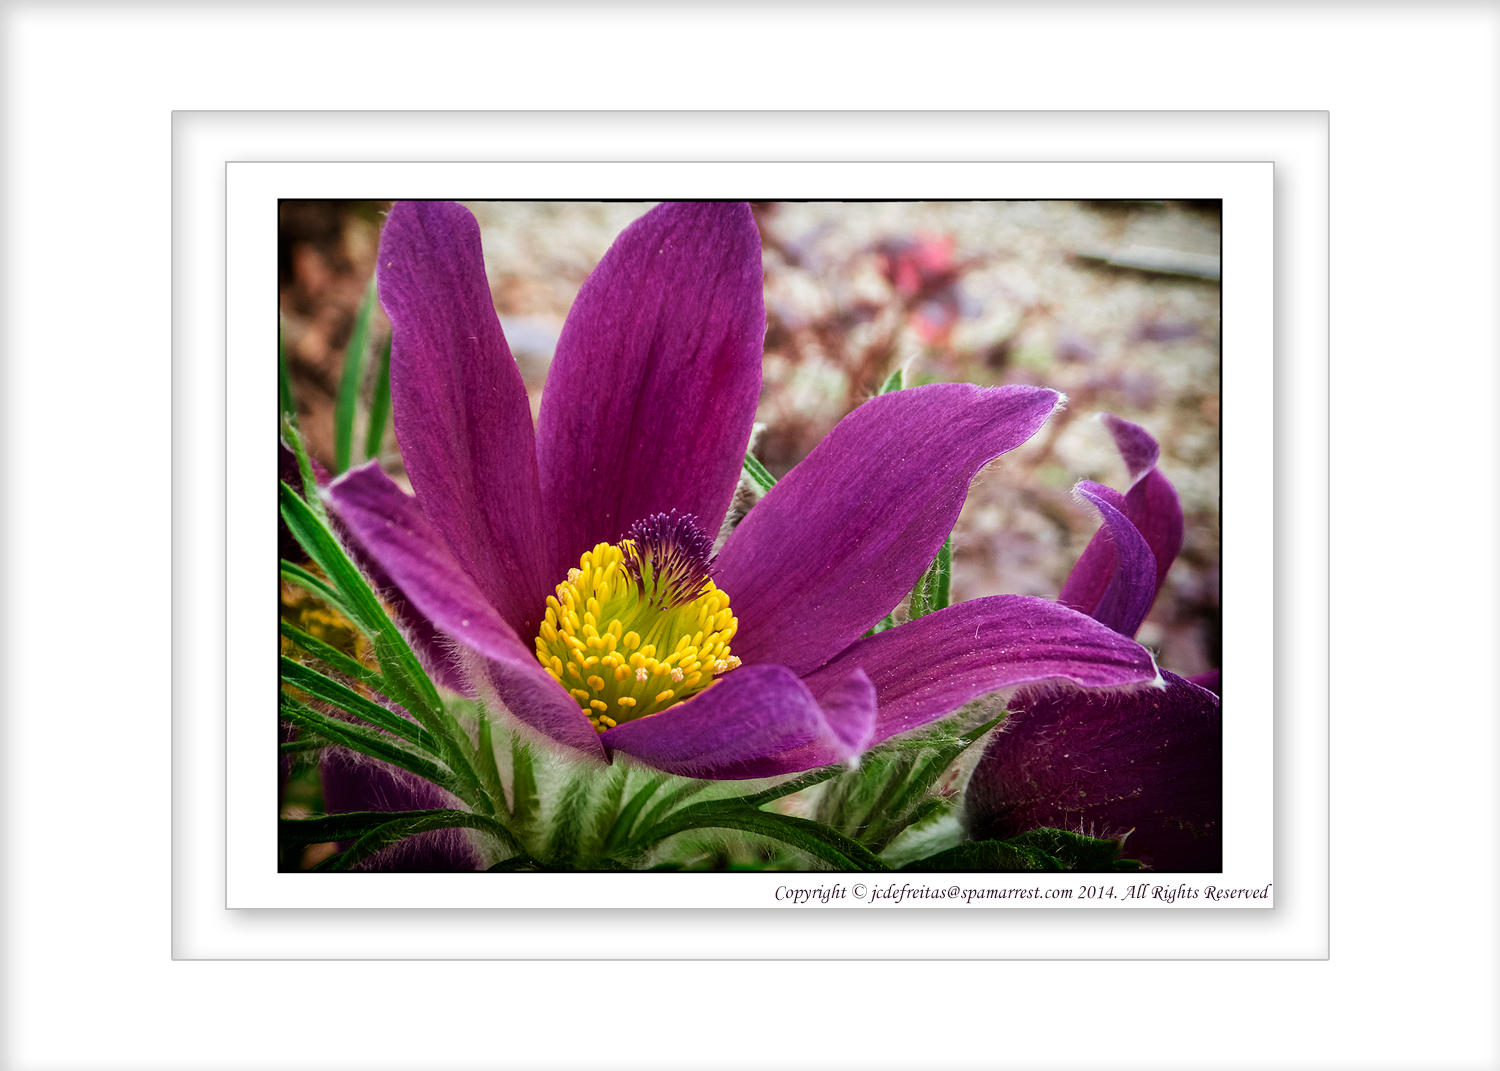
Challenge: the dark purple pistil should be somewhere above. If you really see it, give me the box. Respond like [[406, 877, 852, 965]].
[[623, 510, 716, 608]]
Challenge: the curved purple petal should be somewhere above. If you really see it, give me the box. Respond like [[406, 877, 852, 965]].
[[717, 384, 1060, 676], [378, 201, 550, 636], [324, 462, 606, 761], [319, 750, 482, 871], [1070, 481, 1158, 637], [965, 670, 1221, 872], [1188, 669, 1221, 696], [600, 664, 876, 779], [801, 595, 1161, 746], [536, 202, 765, 571], [1101, 413, 1159, 482], [281, 446, 468, 693], [1059, 416, 1184, 629]]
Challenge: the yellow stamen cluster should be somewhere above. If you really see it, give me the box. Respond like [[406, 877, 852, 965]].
[[535, 541, 741, 732]]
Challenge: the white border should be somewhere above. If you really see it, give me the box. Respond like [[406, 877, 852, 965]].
[[14, 2, 1498, 1063], [12, 4, 1500, 1069], [226, 161, 1272, 914]]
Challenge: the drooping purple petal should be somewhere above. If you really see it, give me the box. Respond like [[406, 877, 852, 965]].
[[536, 202, 765, 572], [801, 595, 1160, 746], [324, 462, 606, 760], [378, 201, 551, 636], [280, 446, 468, 693], [1188, 669, 1221, 695], [1101, 412, 1159, 481], [717, 384, 1060, 676], [965, 670, 1221, 872], [1059, 416, 1184, 629], [600, 664, 876, 779], [1069, 481, 1158, 637], [319, 749, 481, 871]]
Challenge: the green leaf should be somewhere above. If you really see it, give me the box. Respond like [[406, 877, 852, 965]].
[[639, 803, 890, 870], [630, 779, 714, 848], [741, 450, 777, 495], [579, 763, 631, 864], [280, 656, 438, 754], [281, 416, 325, 521], [363, 334, 392, 460], [877, 365, 905, 394], [279, 619, 385, 695], [333, 274, 378, 473], [473, 714, 508, 820], [282, 807, 483, 844], [735, 766, 845, 809], [543, 772, 594, 864], [510, 736, 539, 828], [909, 536, 952, 619], [280, 560, 353, 618], [602, 773, 668, 855], [309, 810, 523, 871], [279, 693, 459, 797], [278, 475, 490, 812], [815, 712, 1003, 853]]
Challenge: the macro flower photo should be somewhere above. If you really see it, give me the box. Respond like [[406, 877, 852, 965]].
[[278, 199, 1221, 874]]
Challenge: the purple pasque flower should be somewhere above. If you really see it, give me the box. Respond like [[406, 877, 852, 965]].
[[325, 201, 1161, 780], [966, 415, 1222, 871]]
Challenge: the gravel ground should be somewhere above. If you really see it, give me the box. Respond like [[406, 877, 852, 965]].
[[280, 199, 1220, 677]]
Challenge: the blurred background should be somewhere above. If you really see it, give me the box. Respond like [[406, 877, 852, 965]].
[[279, 199, 1220, 677]]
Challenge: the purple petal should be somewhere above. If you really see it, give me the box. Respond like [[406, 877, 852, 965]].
[[801, 595, 1161, 745], [717, 384, 1060, 676], [600, 664, 876, 779], [1188, 669, 1221, 695], [1059, 417, 1184, 630], [319, 750, 482, 871], [281, 446, 468, 693], [1068, 481, 1158, 637], [325, 462, 606, 761], [536, 202, 765, 569], [1102, 413, 1159, 483], [378, 201, 550, 636], [965, 670, 1221, 872]]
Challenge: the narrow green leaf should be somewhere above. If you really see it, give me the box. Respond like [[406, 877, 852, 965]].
[[473, 714, 508, 818], [279, 693, 458, 796], [881, 712, 1003, 822], [909, 536, 952, 619], [280, 657, 438, 754], [735, 766, 845, 809], [282, 807, 478, 844], [510, 736, 539, 827], [280, 560, 352, 617], [279, 619, 385, 695], [631, 779, 714, 848], [741, 451, 776, 494], [279, 478, 486, 809], [579, 764, 631, 864], [877, 365, 905, 394], [333, 275, 378, 473], [602, 773, 667, 854], [640, 804, 890, 870], [311, 810, 523, 871], [278, 323, 295, 417], [544, 772, 594, 864], [363, 334, 392, 460], [281, 416, 326, 522]]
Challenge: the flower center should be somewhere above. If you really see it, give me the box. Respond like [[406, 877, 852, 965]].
[[534, 512, 740, 733]]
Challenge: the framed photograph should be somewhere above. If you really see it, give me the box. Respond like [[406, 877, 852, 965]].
[[252, 171, 1263, 915]]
